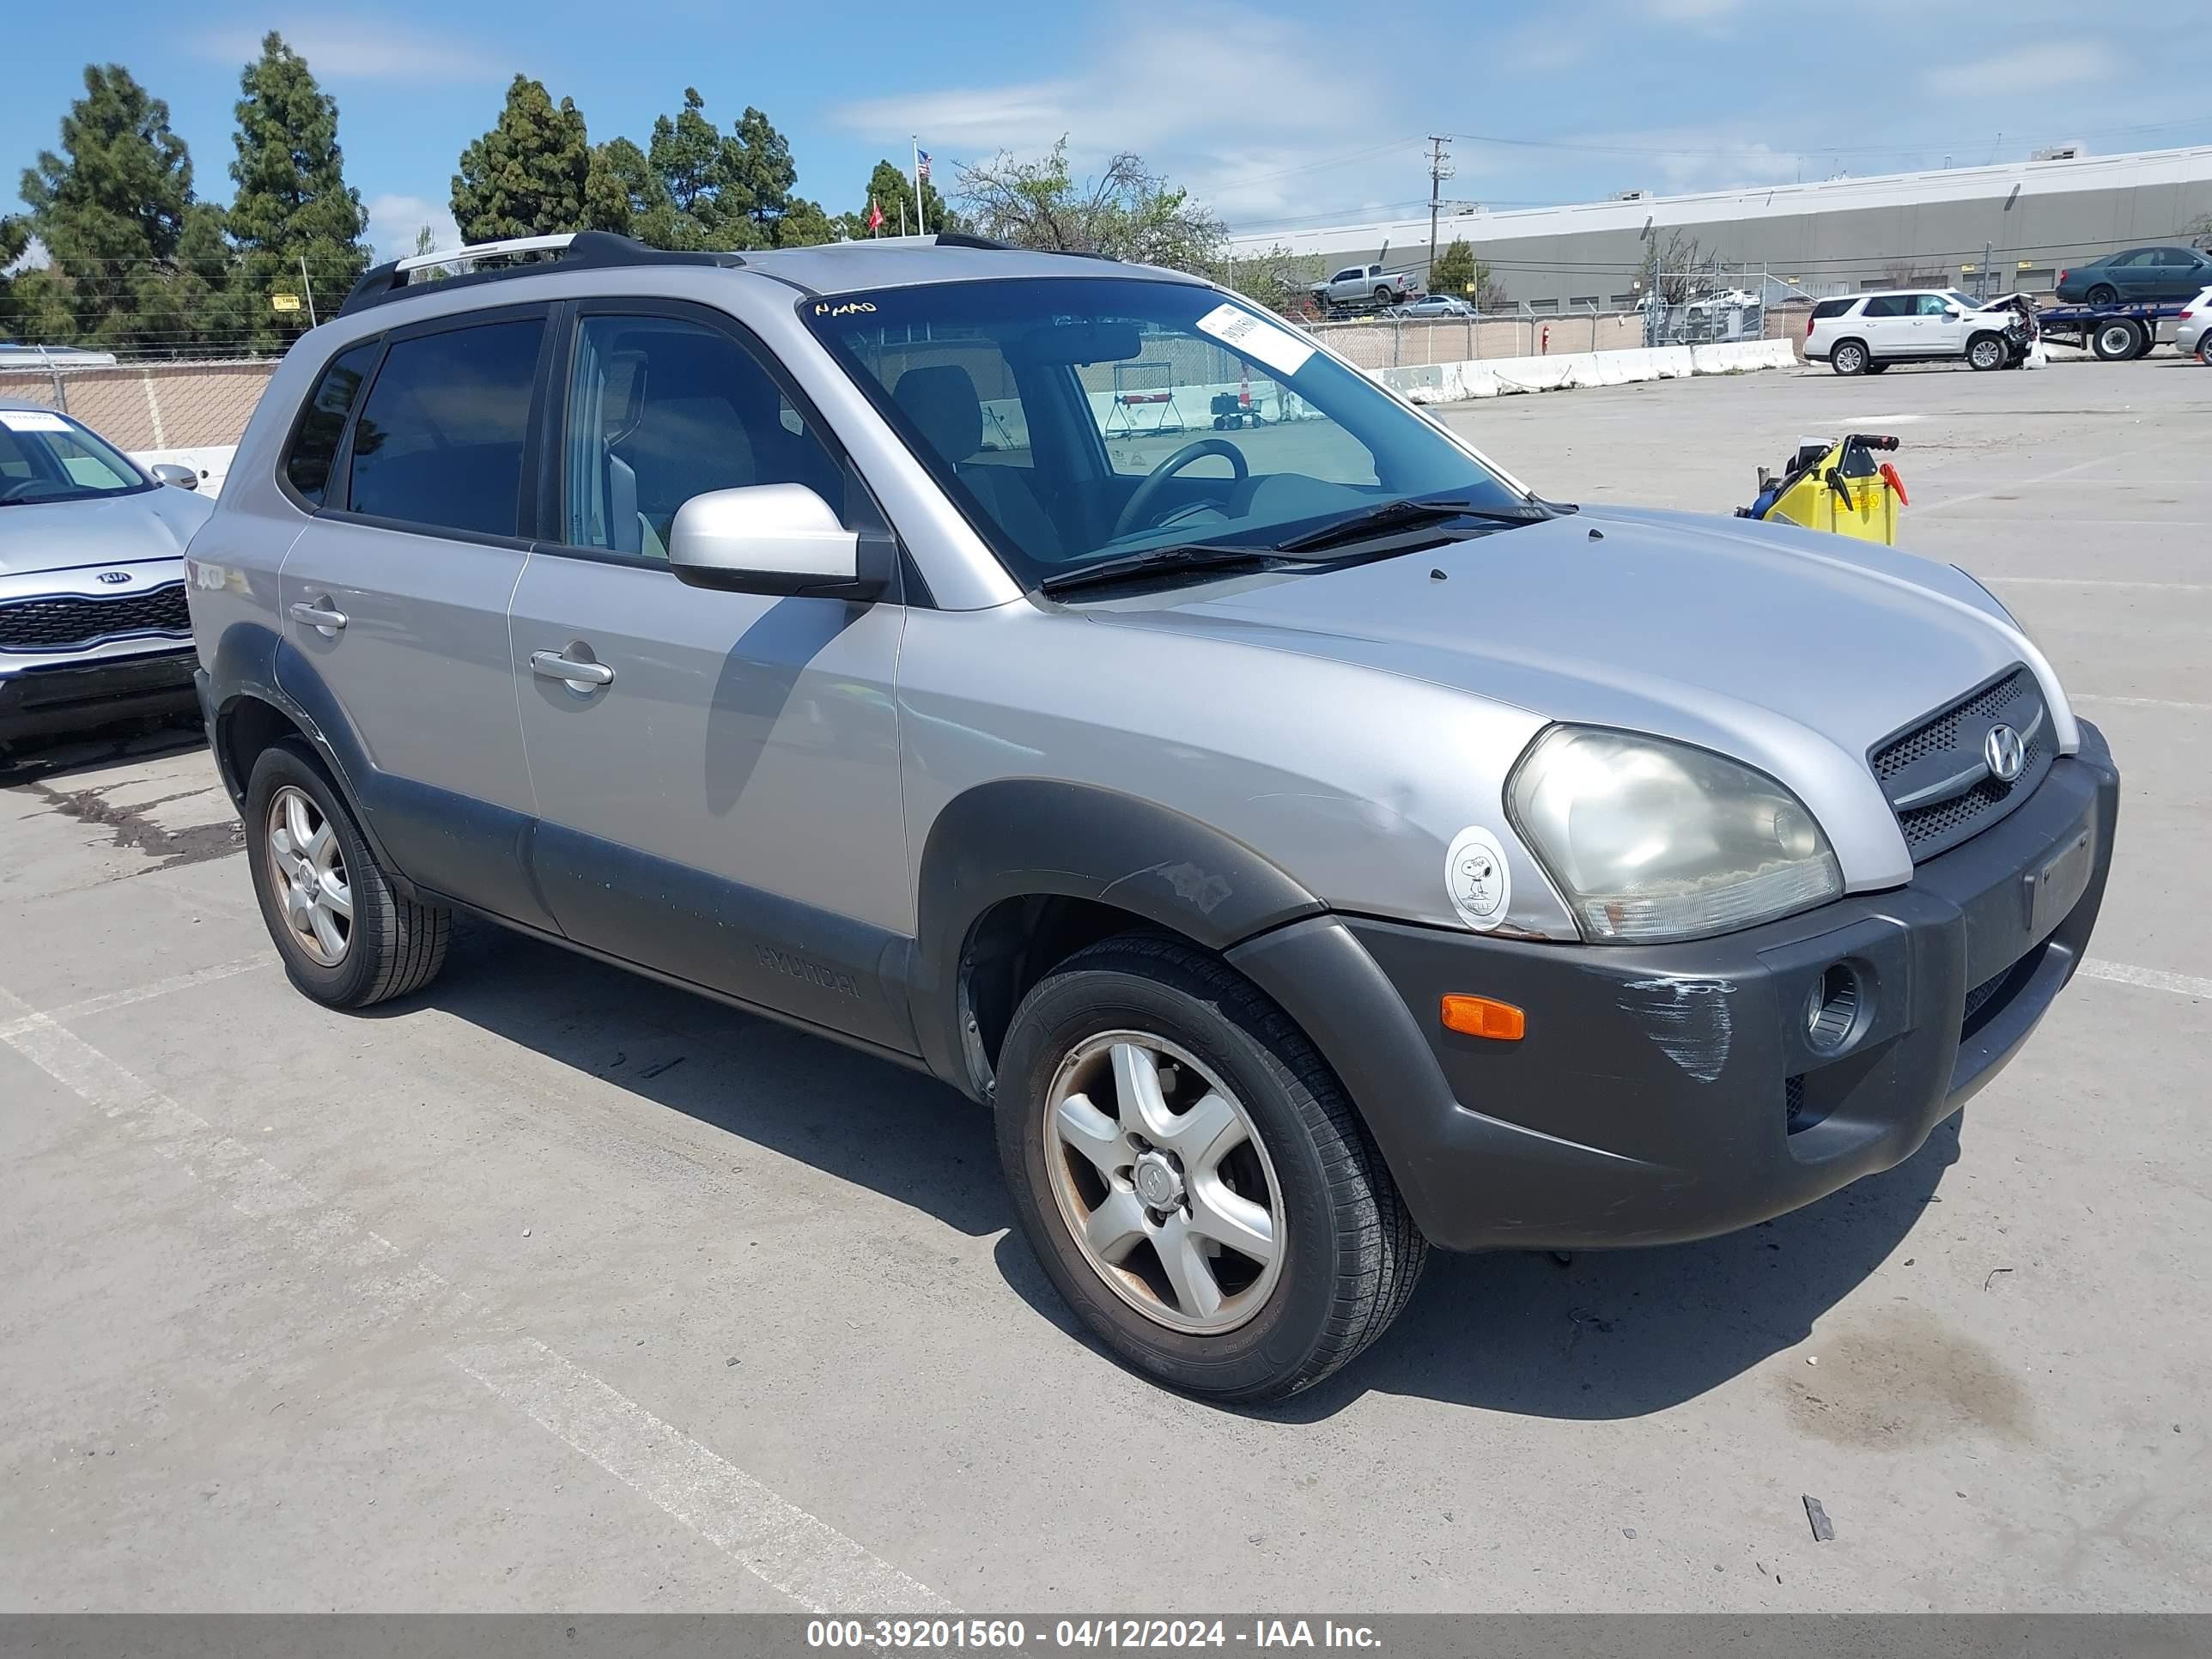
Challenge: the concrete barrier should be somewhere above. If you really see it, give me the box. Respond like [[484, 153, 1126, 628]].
[[1379, 337, 1796, 403]]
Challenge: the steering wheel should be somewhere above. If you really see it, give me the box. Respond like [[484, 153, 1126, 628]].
[[1109, 439, 1249, 541]]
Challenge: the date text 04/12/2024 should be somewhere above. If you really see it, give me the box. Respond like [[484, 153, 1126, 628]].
[[805, 1622, 1382, 1650]]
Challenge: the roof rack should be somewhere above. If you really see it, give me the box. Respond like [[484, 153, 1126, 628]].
[[930, 230, 1118, 262], [336, 231, 744, 318]]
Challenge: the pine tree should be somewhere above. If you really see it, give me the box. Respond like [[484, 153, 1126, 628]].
[[18, 64, 200, 349], [228, 32, 368, 347], [451, 76, 606, 243], [862, 158, 955, 236], [633, 89, 812, 251]]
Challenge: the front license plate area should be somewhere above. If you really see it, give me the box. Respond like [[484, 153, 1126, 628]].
[[2026, 826, 2094, 940]]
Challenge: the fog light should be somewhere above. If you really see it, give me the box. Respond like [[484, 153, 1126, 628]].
[[1804, 963, 1861, 1052]]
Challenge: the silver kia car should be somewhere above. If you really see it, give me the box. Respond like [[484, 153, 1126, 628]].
[[186, 233, 2118, 1401], [1, 399, 211, 752]]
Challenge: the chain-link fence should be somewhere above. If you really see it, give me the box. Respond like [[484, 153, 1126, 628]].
[[0, 355, 279, 453]]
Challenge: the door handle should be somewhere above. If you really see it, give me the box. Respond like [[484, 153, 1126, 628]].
[[531, 649, 615, 688], [289, 599, 347, 632]]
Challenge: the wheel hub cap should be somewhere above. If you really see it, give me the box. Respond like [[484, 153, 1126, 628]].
[[1133, 1151, 1184, 1212], [1042, 1031, 1285, 1336], [264, 784, 352, 968]]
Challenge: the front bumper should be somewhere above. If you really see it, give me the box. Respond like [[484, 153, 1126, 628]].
[[1229, 722, 2118, 1252], [0, 647, 200, 744]]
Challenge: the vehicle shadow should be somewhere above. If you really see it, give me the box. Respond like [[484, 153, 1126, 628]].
[[411, 918, 1957, 1423], [0, 716, 204, 788], [408, 921, 1013, 1241]]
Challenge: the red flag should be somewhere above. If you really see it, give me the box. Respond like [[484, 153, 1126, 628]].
[[866, 198, 884, 234]]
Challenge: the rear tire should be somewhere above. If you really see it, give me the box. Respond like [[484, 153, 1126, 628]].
[[2199, 335, 2212, 367], [1373, 286, 1393, 305], [2086, 283, 2118, 307], [1967, 332, 2007, 371], [1831, 339, 1869, 376], [2092, 319, 2143, 362], [995, 933, 1426, 1402], [244, 739, 449, 1009]]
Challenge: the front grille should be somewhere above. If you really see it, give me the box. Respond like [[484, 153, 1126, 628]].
[[0, 583, 190, 653], [1869, 666, 2052, 861], [1960, 967, 2010, 1026]]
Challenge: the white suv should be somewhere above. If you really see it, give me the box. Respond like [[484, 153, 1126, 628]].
[[1804, 289, 2024, 375]]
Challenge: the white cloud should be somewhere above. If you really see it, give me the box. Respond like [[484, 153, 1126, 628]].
[[1923, 44, 2122, 97], [364, 193, 461, 263], [830, 3, 1401, 225], [196, 23, 500, 83]]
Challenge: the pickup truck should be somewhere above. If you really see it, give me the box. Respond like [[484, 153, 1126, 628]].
[[1310, 263, 1419, 309]]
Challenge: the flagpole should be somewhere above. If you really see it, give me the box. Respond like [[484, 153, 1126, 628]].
[[912, 137, 927, 237]]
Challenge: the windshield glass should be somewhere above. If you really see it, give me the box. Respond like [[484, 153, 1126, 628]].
[[0, 409, 151, 505], [804, 276, 1528, 585]]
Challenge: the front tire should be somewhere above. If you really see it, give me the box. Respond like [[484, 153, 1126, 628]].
[[1831, 339, 1869, 376], [996, 933, 1425, 1402], [244, 739, 449, 1009], [1967, 332, 2007, 371]]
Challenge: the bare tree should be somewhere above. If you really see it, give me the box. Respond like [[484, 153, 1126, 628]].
[[957, 138, 1224, 272], [1643, 229, 1719, 303]]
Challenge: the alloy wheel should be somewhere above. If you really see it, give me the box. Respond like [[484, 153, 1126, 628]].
[[1042, 1030, 1285, 1335], [264, 784, 352, 966]]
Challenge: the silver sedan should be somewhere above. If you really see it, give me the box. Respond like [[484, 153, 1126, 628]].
[[0, 400, 213, 751]]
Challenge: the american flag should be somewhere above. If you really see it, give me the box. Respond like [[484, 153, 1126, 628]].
[[915, 150, 933, 181]]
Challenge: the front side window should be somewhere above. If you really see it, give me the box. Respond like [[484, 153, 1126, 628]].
[[806, 276, 1528, 586], [560, 313, 844, 556], [1916, 294, 1954, 316], [346, 319, 542, 538], [284, 341, 380, 506], [0, 409, 149, 505]]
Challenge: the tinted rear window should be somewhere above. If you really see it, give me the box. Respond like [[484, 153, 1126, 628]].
[[1811, 299, 1856, 319], [345, 319, 542, 538], [283, 341, 380, 507]]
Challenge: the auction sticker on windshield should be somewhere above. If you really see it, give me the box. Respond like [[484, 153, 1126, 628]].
[[0, 410, 72, 434], [1194, 301, 1316, 378]]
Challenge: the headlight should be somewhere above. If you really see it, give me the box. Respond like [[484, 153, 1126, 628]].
[[1506, 727, 1843, 944]]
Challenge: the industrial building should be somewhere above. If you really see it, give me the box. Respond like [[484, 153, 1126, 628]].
[[1225, 145, 2212, 311]]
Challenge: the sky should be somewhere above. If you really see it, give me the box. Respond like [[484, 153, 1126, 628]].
[[6, 0, 2209, 263]]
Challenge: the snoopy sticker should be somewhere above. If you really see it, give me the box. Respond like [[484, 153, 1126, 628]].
[[1443, 826, 1511, 931]]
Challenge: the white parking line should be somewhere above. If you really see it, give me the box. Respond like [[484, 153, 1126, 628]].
[[0, 981, 951, 1615], [2081, 960, 2212, 1000], [2073, 693, 2212, 713], [453, 1339, 957, 1615], [1992, 578, 2212, 592], [0, 954, 271, 1040]]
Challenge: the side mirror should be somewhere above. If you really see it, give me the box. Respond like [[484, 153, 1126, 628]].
[[149, 463, 198, 490], [668, 483, 884, 600]]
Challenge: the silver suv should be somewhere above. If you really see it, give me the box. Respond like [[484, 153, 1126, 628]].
[[188, 231, 2118, 1401]]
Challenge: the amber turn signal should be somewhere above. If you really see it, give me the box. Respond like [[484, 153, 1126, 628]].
[[1439, 994, 1525, 1041]]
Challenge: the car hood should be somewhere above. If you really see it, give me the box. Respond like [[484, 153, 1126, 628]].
[[1081, 505, 2075, 882], [0, 486, 213, 577]]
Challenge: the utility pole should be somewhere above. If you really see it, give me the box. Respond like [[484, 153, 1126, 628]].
[[1426, 136, 1453, 288]]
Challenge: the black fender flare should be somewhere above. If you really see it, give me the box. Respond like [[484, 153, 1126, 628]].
[[205, 622, 415, 902], [908, 780, 1326, 1088]]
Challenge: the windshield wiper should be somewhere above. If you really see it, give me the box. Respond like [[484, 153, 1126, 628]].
[[1038, 544, 1288, 599], [1273, 495, 1551, 554]]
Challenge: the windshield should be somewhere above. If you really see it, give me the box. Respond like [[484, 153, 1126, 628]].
[[0, 409, 151, 505], [804, 276, 1528, 586]]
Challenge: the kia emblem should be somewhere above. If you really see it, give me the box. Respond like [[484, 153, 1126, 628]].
[[95, 570, 131, 585], [1984, 723, 2026, 784]]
